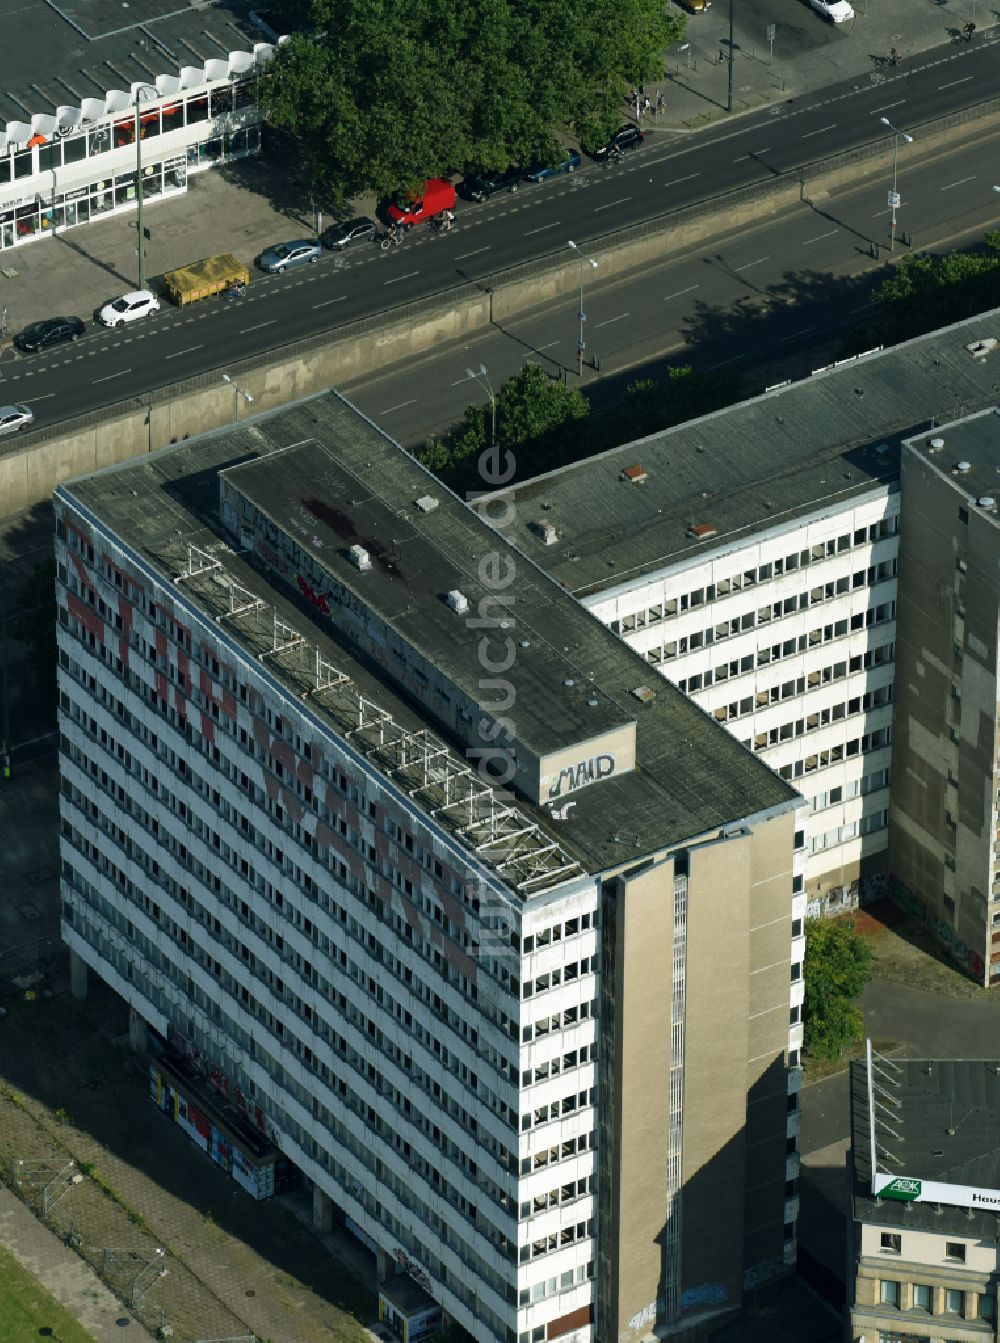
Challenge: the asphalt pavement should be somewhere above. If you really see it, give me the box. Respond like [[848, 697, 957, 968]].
[[0, 33, 998, 440]]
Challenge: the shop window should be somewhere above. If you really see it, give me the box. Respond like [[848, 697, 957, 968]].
[[89, 124, 111, 157], [164, 157, 186, 192], [114, 117, 136, 148], [199, 138, 223, 163], [224, 128, 247, 157], [233, 78, 256, 110], [38, 142, 60, 173], [161, 102, 184, 134], [0, 156, 9, 184], [114, 171, 137, 208], [142, 165, 162, 199], [90, 184, 113, 217], [138, 109, 161, 139], [63, 133, 86, 165], [210, 84, 234, 115], [13, 150, 33, 179], [14, 204, 38, 237], [186, 95, 209, 125]]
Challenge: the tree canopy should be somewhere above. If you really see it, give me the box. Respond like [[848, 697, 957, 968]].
[[803, 917, 872, 1061], [261, 0, 683, 200]]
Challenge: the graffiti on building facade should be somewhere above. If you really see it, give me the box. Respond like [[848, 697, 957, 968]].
[[547, 753, 616, 800]]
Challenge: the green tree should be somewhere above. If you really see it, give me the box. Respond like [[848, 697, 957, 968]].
[[420, 364, 587, 486], [9, 558, 58, 722], [803, 916, 872, 1061], [261, 0, 683, 201]]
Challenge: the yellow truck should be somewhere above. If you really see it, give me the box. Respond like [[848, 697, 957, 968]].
[[162, 253, 249, 306]]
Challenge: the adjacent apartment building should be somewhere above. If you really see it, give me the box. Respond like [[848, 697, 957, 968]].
[[0, 0, 276, 251], [56, 392, 802, 1343], [481, 318, 1000, 985], [849, 1046, 1000, 1342]]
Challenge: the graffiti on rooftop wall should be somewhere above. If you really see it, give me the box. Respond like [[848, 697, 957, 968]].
[[546, 752, 615, 800], [626, 1301, 656, 1332], [680, 1282, 728, 1308]]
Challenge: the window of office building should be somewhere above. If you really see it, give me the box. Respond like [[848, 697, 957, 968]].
[[879, 1280, 900, 1308], [912, 1283, 931, 1311], [946, 1242, 966, 1262], [945, 1288, 964, 1315], [879, 1232, 901, 1254]]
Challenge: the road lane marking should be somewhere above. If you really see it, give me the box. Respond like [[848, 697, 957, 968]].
[[525, 222, 562, 236], [25, 391, 55, 401], [381, 399, 417, 413], [664, 284, 699, 301], [93, 369, 131, 384], [455, 247, 490, 260], [595, 313, 630, 328], [872, 100, 906, 113], [535, 340, 559, 351], [165, 344, 204, 359], [802, 229, 839, 244], [801, 124, 836, 139], [940, 175, 976, 191], [664, 173, 699, 186], [383, 271, 419, 285], [241, 321, 276, 334], [939, 76, 973, 90], [313, 297, 347, 308], [872, 208, 892, 217], [594, 197, 631, 211], [735, 256, 770, 271]]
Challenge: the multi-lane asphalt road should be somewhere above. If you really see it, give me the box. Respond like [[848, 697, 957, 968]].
[[1, 35, 999, 434]]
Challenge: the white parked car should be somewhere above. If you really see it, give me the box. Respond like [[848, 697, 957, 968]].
[[808, 0, 855, 20], [99, 289, 160, 327], [0, 403, 33, 435]]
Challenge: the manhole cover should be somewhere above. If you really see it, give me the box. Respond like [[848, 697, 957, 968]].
[[17, 903, 40, 922]]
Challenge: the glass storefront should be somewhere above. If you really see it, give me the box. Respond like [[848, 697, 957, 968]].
[[0, 151, 194, 248]]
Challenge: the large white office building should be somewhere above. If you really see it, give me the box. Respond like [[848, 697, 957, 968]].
[[56, 393, 801, 1343]]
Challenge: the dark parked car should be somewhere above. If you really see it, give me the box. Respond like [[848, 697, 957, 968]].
[[321, 217, 377, 250], [16, 315, 85, 352], [460, 166, 523, 202], [591, 124, 645, 160], [525, 149, 581, 182]]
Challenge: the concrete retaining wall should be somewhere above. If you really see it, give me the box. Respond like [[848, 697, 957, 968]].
[[4, 95, 1000, 516]]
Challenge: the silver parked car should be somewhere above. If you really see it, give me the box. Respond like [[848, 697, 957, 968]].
[[258, 239, 324, 273], [0, 403, 34, 434]]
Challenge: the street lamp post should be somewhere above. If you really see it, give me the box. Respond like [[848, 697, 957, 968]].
[[222, 373, 254, 422], [464, 364, 496, 446], [879, 116, 914, 253], [134, 84, 158, 292], [728, 0, 736, 112], [567, 240, 598, 379]]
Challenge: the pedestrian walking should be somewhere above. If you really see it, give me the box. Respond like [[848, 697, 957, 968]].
[[643, 95, 651, 118], [656, 90, 665, 114]]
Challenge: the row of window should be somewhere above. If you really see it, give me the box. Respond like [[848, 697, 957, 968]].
[[716, 682, 893, 734], [611, 517, 900, 631], [810, 809, 888, 854], [522, 915, 594, 952], [522, 1047, 594, 1088], [523, 1002, 597, 1044], [522, 959, 598, 1000], [519, 1263, 592, 1307], [809, 768, 890, 814], [646, 600, 897, 670], [879, 1278, 995, 1319], [766, 725, 892, 776], [523, 1089, 595, 1132], [1, 81, 256, 183]]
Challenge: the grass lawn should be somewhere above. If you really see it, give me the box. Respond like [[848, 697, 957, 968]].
[[0, 1242, 97, 1343]]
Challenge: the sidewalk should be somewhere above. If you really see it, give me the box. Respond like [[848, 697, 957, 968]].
[[0, 1186, 158, 1343], [641, 0, 992, 128], [0, 978, 376, 1343]]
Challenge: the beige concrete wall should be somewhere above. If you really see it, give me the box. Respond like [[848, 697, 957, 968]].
[[682, 835, 752, 1309], [603, 857, 676, 1343]]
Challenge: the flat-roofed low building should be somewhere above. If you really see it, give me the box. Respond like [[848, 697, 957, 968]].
[[849, 1047, 1000, 1342], [55, 391, 800, 1343]]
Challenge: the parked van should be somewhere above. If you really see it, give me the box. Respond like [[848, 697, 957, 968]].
[[387, 178, 457, 229]]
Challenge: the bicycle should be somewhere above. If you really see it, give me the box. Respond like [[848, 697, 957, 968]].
[[380, 227, 403, 252], [222, 282, 247, 302]]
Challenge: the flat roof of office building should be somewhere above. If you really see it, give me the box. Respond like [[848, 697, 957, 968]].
[[58, 391, 796, 891], [0, 0, 274, 136], [851, 1056, 1000, 1241], [477, 313, 1000, 597], [904, 408, 1000, 521]]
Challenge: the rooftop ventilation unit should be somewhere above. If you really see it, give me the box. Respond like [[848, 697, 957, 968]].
[[966, 337, 997, 359], [631, 685, 656, 703], [978, 496, 996, 510], [688, 521, 718, 540], [445, 589, 469, 615], [347, 544, 372, 571], [622, 464, 647, 484], [531, 520, 558, 545], [955, 461, 972, 474], [415, 495, 438, 513], [928, 437, 945, 452]]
